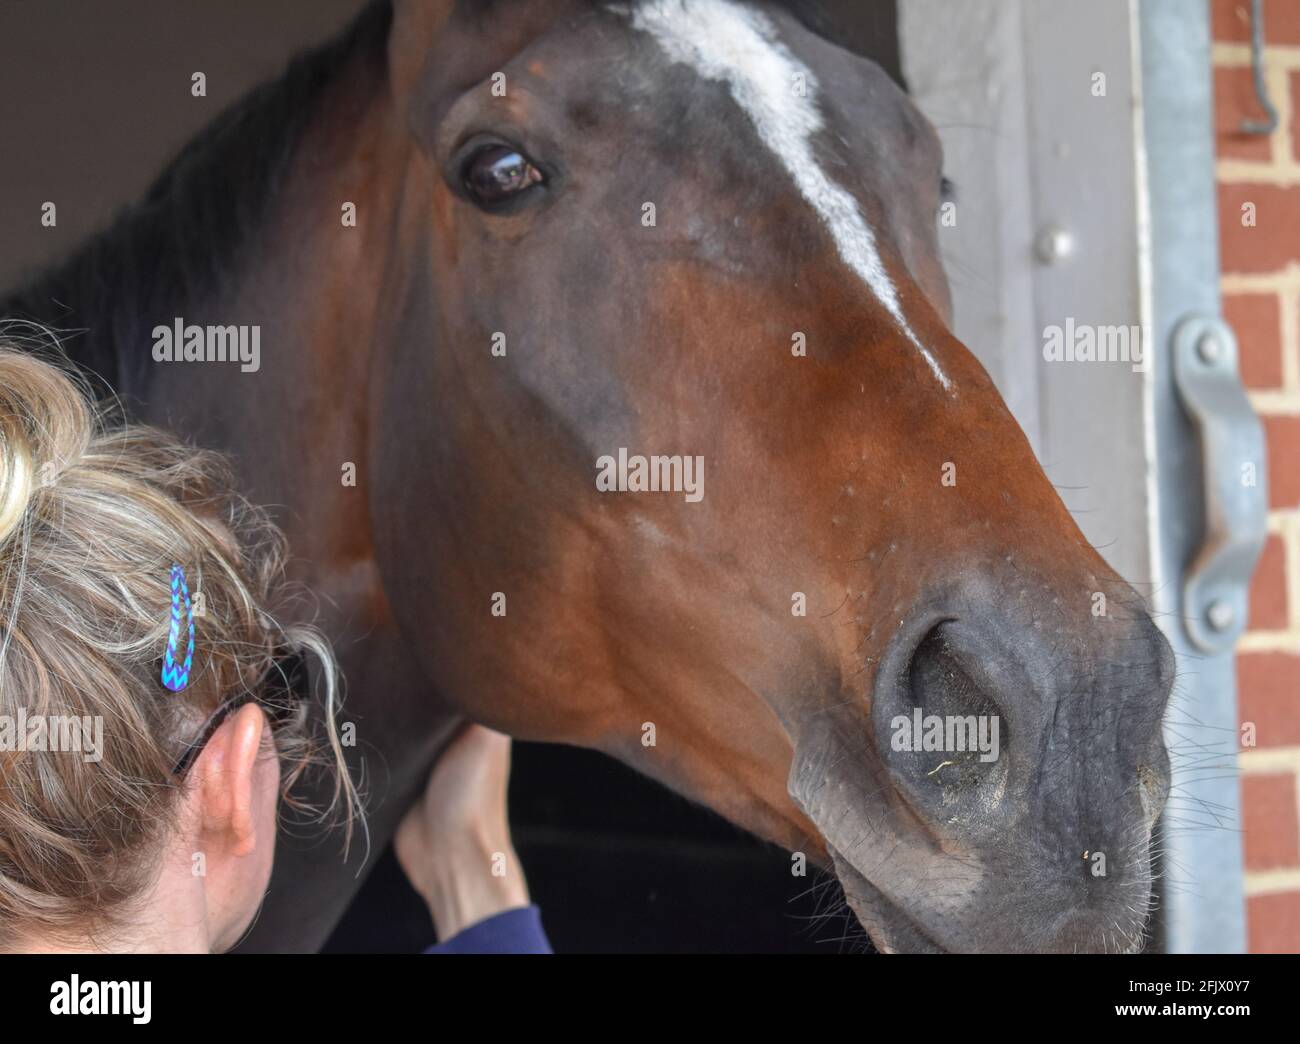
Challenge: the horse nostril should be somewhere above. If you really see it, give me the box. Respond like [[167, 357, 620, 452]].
[[907, 623, 1002, 725], [884, 622, 1009, 796]]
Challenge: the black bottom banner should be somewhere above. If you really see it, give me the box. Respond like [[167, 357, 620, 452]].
[[0, 953, 1294, 1031]]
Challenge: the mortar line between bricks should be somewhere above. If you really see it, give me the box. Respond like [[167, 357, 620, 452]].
[[1216, 162, 1300, 185], [1240, 748, 1300, 774], [1247, 391, 1300, 414], [1237, 631, 1300, 651], [1285, 513, 1300, 631], [1244, 868, 1300, 896], [1221, 264, 1300, 293], [1282, 286, 1300, 391], [1213, 42, 1300, 69]]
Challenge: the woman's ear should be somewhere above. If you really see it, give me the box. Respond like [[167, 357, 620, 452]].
[[194, 702, 268, 858]]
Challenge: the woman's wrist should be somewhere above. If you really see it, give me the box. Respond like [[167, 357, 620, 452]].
[[422, 835, 530, 941]]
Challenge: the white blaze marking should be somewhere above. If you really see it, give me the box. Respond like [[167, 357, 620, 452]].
[[621, 0, 951, 391]]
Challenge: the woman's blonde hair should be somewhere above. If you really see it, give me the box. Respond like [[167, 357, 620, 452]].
[[0, 333, 359, 948]]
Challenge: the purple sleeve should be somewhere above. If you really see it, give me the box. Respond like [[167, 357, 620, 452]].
[[423, 904, 553, 954]]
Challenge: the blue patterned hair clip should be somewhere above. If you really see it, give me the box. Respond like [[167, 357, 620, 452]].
[[160, 564, 196, 693]]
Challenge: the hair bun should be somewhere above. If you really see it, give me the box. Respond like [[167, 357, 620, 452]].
[[0, 345, 93, 546]]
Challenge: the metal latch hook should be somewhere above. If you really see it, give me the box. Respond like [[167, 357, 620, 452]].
[[1172, 315, 1268, 653]]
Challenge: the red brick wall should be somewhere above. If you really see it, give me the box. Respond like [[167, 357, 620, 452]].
[[1213, 0, 1300, 953]]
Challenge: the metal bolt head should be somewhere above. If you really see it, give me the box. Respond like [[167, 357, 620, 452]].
[[1035, 225, 1074, 264], [1197, 331, 1223, 365], [1206, 598, 1235, 632]]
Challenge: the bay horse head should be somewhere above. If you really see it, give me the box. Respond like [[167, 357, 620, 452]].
[[370, 0, 1172, 952], [4, 0, 1173, 952]]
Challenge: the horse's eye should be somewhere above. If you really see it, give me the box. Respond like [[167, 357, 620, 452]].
[[462, 145, 544, 207]]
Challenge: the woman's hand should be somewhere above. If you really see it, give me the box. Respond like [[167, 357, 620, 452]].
[[394, 723, 530, 941]]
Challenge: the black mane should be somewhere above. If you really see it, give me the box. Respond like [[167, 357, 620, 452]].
[[0, 0, 392, 403]]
